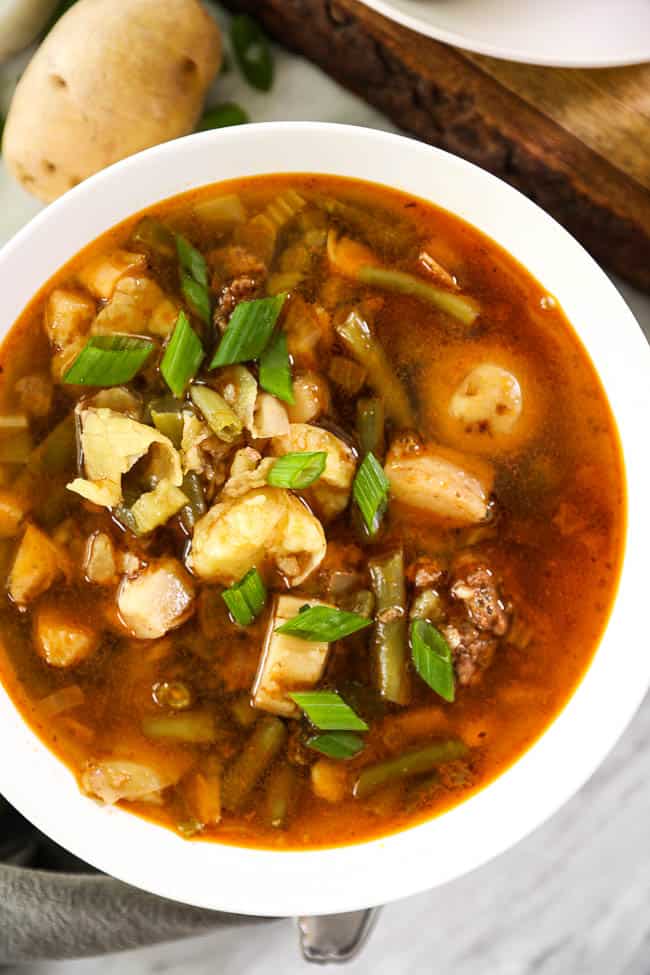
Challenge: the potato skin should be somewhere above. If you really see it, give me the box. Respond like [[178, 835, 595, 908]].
[[2, 0, 221, 202]]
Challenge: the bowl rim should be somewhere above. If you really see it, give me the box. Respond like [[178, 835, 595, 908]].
[[0, 122, 649, 918]]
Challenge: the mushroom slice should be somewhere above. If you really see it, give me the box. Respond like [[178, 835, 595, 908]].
[[188, 487, 326, 587], [253, 594, 333, 718], [117, 557, 195, 639]]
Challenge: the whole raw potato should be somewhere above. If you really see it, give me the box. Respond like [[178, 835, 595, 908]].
[[2, 0, 222, 202]]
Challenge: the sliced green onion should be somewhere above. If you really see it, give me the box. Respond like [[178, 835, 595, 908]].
[[160, 311, 204, 397], [210, 294, 287, 368], [175, 234, 208, 288], [267, 451, 327, 490], [353, 450, 390, 535], [410, 619, 455, 702], [199, 103, 250, 129], [259, 329, 294, 403], [307, 732, 365, 760], [276, 605, 371, 642], [181, 272, 211, 325], [222, 568, 267, 625], [189, 384, 242, 442], [289, 691, 368, 731], [63, 335, 154, 386], [231, 14, 274, 92]]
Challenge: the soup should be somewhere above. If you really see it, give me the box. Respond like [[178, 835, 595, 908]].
[[0, 174, 623, 849]]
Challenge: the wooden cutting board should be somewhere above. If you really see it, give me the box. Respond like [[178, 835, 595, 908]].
[[222, 0, 650, 293]]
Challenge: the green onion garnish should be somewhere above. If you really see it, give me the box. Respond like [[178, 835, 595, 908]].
[[181, 272, 211, 325], [175, 235, 208, 288], [222, 568, 267, 625], [267, 451, 327, 490], [199, 103, 250, 130], [210, 294, 287, 368], [276, 605, 371, 642], [231, 14, 274, 92], [410, 619, 455, 703], [259, 329, 294, 403], [353, 450, 390, 535], [307, 731, 365, 760], [62, 335, 154, 386], [289, 691, 368, 731], [160, 311, 204, 397]]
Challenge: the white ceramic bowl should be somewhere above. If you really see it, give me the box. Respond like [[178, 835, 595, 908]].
[[0, 123, 648, 918]]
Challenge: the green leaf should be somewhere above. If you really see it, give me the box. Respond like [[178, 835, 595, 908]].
[[307, 732, 365, 760], [259, 329, 294, 403], [199, 103, 250, 130], [62, 335, 154, 386], [175, 235, 208, 287], [289, 691, 368, 731], [210, 294, 287, 368], [353, 450, 390, 535], [181, 272, 211, 325], [222, 568, 267, 625], [410, 619, 455, 702], [161, 311, 204, 397], [276, 605, 372, 642], [267, 451, 327, 490], [231, 14, 274, 92]]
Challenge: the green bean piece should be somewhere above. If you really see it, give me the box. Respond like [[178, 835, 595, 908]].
[[358, 266, 480, 327], [356, 396, 385, 460], [229, 693, 258, 729], [180, 472, 207, 533], [264, 763, 298, 829], [354, 739, 468, 799], [410, 588, 444, 623], [369, 550, 409, 705], [338, 589, 375, 619], [222, 716, 287, 812], [149, 397, 185, 447], [141, 710, 217, 744]]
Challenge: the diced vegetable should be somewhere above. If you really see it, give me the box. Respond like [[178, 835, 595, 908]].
[[117, 557, 195, 639], [410, 619, 455, 702], [356, 396, 385, 459], [141, 710, 217, 743], [276, 605, 371, 643], [83, 531, 117, 585], [410, 588, 444, 622], [8, 523, 63, 607], [222, 567, 267, 625], [369, 550, 409, 705], [307, 731, 365, 760], [77, 250, 146, 300], [229, 693, 258, 728], [188, 487, 326, 587], [286, 371, 330, 424], [34, 604, 100, 668], [327, 231, 378, 279], [267, 451, 327, 490], [184, 770, 221, 826], [210, 294, 287, 368], [289, 690, 368, 731], [358, 266, 480, 326], [222, 716, 287, 811], [189, 384, 242, 443], [353, 739, 468, 798], [161, 311, 204, 397], [253, 594, 333, 718], [310, 759, 348, 802], [150, 399, 184, 447], [129, 217, 176, 260], [91, 276, 179, 339], [384, 438, 494, 524], [251, 392, 289, 439], [179, 471, 207, 533], [39, 684, 85, 718], [130, 479, 188, 534], [231, 13, 274, 91], [259, 329, 294, 404], [192, 193, 246, 227], [353, 451, 390, 536], [335, 311, 415, 428], [81, 757, 185, 806], [328, 356, 366, 396], [63, 335, 154, 386], [265, 763, 297, 828]]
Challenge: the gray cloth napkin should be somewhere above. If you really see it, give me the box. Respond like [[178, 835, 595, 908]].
[[0, 800, 271, 965]]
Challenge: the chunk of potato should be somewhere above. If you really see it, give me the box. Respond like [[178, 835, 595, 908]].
[[2, 0, 222, 203], [77, 250, 147, 300], [8, 523, 63, 607], [44, 288, 95, 381], [91, 276, 179, 338], [188, 487, 326, 587], [272, 423, 356, 519], [311, 759, 348, 802], [83, 531, 117, 585], [117, 557, 195, 639], [253, 595, 333, 718], [384, 437, 494, 524], [34, 603, 100, 668], [81, 757, 183, 805], [286, 371, 331, 424]]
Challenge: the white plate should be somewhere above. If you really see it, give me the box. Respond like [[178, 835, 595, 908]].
[[360, 0, 650, 67]]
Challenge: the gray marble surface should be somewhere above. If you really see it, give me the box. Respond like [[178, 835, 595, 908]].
[[2, 6, 650, 972]]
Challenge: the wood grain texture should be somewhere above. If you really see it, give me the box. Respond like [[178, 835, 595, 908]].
[[223, 0, 650, 292]]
